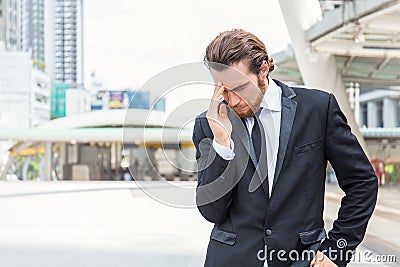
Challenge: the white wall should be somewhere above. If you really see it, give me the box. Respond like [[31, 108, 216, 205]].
[[0, 52, 31, 129], [31, 68, 51, 127], [0, 51, 51, 129], [66, 89, 91, 117]]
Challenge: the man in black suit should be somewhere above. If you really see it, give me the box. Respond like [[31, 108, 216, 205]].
[[192, 29, 378, 267]]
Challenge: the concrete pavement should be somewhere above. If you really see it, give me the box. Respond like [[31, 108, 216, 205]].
[[0, 181, 398, 267], [0, 181, 210, 267]]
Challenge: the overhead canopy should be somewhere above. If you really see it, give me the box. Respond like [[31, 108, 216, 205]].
[[38, 109, 171, 129], [360, 127, 400, 139], [272, 0, 400, 91], [0, 127, 193, 144]]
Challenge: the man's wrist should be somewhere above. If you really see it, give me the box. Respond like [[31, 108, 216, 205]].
[[212, 138, 235, 160]]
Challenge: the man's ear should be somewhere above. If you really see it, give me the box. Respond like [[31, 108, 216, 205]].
[[259, 60, 269, 79]]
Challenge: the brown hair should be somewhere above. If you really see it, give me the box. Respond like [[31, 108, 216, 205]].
[[204, 29, 274, 75]]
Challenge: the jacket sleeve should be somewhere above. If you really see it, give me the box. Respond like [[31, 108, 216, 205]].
[[192, 116, 237, 224], [320, 94, 378, 267]]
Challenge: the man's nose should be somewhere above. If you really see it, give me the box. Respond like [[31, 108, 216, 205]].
[[227, 91, 241, 106]]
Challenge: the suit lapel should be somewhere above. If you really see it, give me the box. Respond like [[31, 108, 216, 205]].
[[272, 80, 297, 191]]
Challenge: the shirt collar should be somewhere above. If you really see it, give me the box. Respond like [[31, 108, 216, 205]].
[[260, 77, 282, 112]]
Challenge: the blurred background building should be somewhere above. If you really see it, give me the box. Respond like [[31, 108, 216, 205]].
[[1, 0, 400, 185], [0, 51, 50, 129], [1, 0, 85, 128], [46, 0, 84, 85], [0, 0, 20, 51], [20, 0, 46, 70], [273, 0, 400, 185]]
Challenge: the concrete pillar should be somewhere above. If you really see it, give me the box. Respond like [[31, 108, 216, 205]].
[[359, 105, 364, 128], [354, 85, 360, 126], [68, 144, 78, 164], [133, 147, 147, 180], [278, 0, 368, 152], [43, 142, 52, 181], [22, 156, 32, 181], [59, 143, 67, 180], [39, 157, 44, 180], [383, 97, 399, 127], [367, 101, 378, 128]]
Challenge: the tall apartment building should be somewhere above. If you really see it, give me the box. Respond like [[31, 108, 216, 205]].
[[45, 0, 84, 85], [19, 0, 46, 69], [1, 0, 84, 127], [0, 0, 20, 51], [1, 0, 84, 85]]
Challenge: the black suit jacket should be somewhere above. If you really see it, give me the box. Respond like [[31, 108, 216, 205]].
[[192, 80, 378, 267]]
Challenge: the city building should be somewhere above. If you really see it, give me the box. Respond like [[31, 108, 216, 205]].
[[31, 66, 51, 126], [0, 0, 20, 51], [274, 0, 400, 184], [65, 88, 90, 117], [0, 51, 50, 129], [359, 90, 400, 128], [90, 89, 165, 112], [19, 0, 46, 70], [45, 0, 84, 85]]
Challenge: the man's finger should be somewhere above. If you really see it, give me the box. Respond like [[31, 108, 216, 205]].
[[210, 86, 224, 111], [213, 81, 222, 97], [219, 102, 228, 116], [213, 84, 224, 100], [209, 97, 220, 115]]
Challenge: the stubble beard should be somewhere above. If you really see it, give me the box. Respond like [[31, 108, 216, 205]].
[[236, 76, 266, 118]]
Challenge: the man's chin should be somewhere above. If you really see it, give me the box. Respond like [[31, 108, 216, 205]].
[[233, 108, 253, 118]]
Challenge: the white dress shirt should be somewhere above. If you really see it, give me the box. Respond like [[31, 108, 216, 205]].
[[212, 77, 282, 198]]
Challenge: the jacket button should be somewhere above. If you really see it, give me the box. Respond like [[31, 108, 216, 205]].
[[265, 229, 272, 236]]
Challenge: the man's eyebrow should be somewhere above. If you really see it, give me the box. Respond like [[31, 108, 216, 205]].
[[230, 81, 250, 92]]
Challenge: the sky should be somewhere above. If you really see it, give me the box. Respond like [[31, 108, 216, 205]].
[[83, 0, 291, 89]]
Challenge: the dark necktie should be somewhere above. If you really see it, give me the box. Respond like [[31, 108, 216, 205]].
[[251, 113, 262, 163], [242, 108, 263, 166], [241, 108, 268, 195]]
